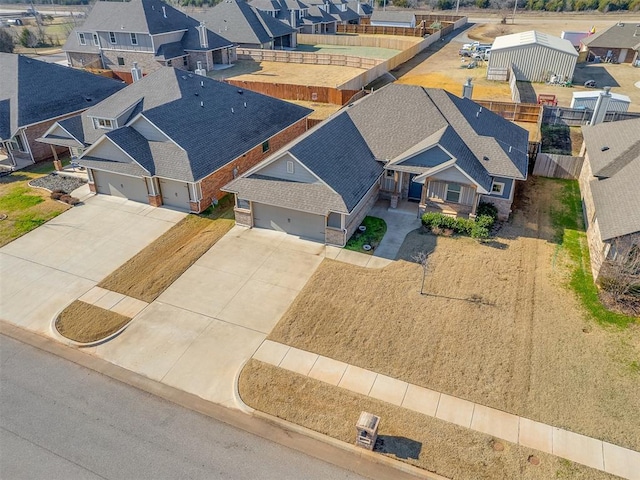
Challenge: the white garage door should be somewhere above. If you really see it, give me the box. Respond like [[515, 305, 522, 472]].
[[159, 179, 190, 210], [253, 203, 325, 242], [93, 170, 148, 204]]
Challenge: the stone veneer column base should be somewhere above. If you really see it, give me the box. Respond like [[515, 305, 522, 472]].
[[148, 194, 162, 207]]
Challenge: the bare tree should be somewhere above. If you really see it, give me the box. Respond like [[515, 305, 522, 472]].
[[412, 251, 431, 295], [599, 239, 640, 312]]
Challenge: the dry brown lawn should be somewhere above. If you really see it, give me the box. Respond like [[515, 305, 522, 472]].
[[286, 100, 342, 121], [240, 360, 620, 480], [56, 301, 130, 343], [268, 177, 640, 451], [99, 215, 233, 303]]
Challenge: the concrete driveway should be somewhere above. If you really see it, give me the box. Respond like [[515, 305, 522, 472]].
[[0, 194, 185, 334], [93, 226, 325, 409]]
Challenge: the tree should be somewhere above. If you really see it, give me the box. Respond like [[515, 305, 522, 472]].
[[476, 0, 491, 7], [0, 29, 15, 54], [599, 239, 640, 314], [412, 251, 431, 295], [19, 27, 36, 48]]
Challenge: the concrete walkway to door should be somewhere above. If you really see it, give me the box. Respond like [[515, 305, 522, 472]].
[[368, 200, 422, 260]]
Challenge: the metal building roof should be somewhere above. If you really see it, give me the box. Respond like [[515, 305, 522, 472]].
[[492, 30, 578, 56]]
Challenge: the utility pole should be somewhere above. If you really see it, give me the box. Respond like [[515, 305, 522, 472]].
[[512, 0, 517, 24], [456, 0, 460, 14]]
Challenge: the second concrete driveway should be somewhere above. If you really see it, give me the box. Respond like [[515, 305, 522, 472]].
[[94, 226, 325, 409]]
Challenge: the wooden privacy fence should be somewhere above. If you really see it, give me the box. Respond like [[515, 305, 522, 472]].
[[474, 100, 542, 123], [541, 106, 640, 126], [236, 48, 381, 69], [225, 79, 359, 105], [337, 23, 437, 37], [297, 33, 423, 50], [487, 66, 509, 81], [533, 153, 584, 179]]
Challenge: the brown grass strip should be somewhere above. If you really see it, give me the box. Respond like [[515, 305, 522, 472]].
[[56, 301, 130, 343], [239, 360, 618, 480], [99, 216, 234, 303]]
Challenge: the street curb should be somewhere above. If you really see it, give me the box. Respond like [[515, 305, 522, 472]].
[[1, 320, 448, 480]]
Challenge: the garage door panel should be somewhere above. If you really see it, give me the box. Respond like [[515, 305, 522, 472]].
[[253, 204, 325, 242], [94, 171, 148, 204], [159, 179, 190, 210]]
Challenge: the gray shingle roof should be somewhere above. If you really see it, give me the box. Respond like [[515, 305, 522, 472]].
[[581, 22, 640, 50], [249, 0, 336, 27], [224, 176, 347, 214], [76, 67, 310, 182], [196, 0, 295, 46], [154, 42, 186, 60], [581, 117, 640, 241], [80, 157, 150, 177], [0, 53, 125, 141], [225, 84, 529, 217]]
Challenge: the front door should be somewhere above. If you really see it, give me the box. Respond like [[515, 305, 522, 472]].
[[408, 174, 422, 201]]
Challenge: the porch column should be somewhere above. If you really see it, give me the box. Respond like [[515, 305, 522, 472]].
[[471, 190, 480, 217], [51, 145, 62, 171]]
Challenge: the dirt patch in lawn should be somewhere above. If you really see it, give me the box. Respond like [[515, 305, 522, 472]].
[[99, 214, 234, 303], [56, 301, 131, 343], [0, 162, 70, 247], [239, 360, 619, 480], [268, 177, 640, 451]]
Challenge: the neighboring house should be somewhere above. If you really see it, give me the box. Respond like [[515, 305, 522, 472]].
[[195, 0, 298, 49], [0, 53, 125, 171], [580, 22, 640, 64], [223, 84, 528, 246], [570, 90, 630, 112], [307, 0, 361, 25], [488, 30, 578, 83], [64, 0, 236, 81], [578, 117, 640, 281], [369, 10, 416, 28], [249, 0, 338, 34], [38, 67, 311, 212]]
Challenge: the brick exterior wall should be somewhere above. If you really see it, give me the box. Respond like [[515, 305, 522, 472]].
[[26, 114, 80, 163], [149, 194, 162, 207], [67, 52, 102, 69], [101, 50, 161, 75], [479, 195, 513, 221], [579, 151, 607, 280], [586, 47, 634, 64], [325, 227, 345, 246], [234, 207, 253, 227], [343, 183, 380, 245], [188, 51, 214, 71], [192, 117, 308, 213]]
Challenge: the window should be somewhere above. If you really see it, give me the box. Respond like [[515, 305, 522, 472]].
[[385, 169, 394, 177], [109, 31, 116, 44], [286, 160, 294, 174], [92, 118, 113, 130], [117, 56, 125, 66], [167, 59, 172, 66], [491, 181, 505, 195], [262, 140, 270, 153], [445, 183, 461, 203], [78, 32, 86, 45], [237, 198, 250, 210], [92, 33, 99, 46], [130, 33, 138, 45], [183, 56, 188, 66]]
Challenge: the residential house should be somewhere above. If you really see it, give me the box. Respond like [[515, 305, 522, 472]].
[[580, 22, 640, 64], [249, 0, 338, 34], [223, 84, 528, 246], [64, 0, 236, 81], [369, 10, 416, 28], [307, 0, 361, 26], [38, 67, 311, 212], [578, 117, 640, 281], [195, 0, 298, 49], [0, 53, 125, 171]]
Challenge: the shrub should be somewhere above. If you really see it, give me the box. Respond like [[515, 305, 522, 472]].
[[58, 194, 80, 205], [477, 202, 498, 222], [422, 211, 495, 240], [50, 190, 65, 200]]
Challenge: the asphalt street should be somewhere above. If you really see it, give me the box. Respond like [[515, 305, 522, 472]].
[[0, 334, 365, 480]]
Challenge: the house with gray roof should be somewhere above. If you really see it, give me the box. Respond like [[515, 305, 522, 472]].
[[223, 84, 528, 246], [38, 67, 311, 212], [578, 117, 640, 281], [0, 53, 125, 171], [64, 0, 236, 82], [580, 22, 640, 65], [195, 0, 297, 49], [249, 0, 339, 33]]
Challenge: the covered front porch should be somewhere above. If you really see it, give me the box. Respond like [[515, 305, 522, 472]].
[[379, 169, 480, 219], [0, 137, 34, 172]]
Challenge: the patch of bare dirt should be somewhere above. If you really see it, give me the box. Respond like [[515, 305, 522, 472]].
[[56, 301, 130, 343]]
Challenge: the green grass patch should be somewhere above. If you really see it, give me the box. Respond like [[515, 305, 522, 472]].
[[0, 185, 44, 210], [345, 216, 387, 254], [549, 178, 635, 327], [198, 194, 235, 220]]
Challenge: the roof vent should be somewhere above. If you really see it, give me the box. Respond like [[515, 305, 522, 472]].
[[182, 75, 187, 80], [601, 146, 609, 151], [162, 6, 167, 18], [200, 101, 204, 107], [231, 107, 235, 113], [194, 92, 199, 96], [244, 102, 247, 108], [237, 89, 243, 94], [201, 80, 204, 87], [84, 96, 93, 102], [483, 156, 489, 161]]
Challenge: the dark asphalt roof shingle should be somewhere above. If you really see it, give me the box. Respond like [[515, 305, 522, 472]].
[[581, 22, 640, 49], [581, 118, 640, 240], [0, 53, 125, 141]]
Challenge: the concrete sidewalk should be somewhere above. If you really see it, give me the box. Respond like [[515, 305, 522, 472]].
[[253, 340, 640, 480]]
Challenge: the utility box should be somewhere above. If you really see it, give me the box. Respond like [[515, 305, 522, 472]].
[[355, 412, 380, 450]]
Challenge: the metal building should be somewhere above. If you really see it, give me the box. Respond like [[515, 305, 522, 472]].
[[571, 90, 631, 112], [488, 31, 578, 83]]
